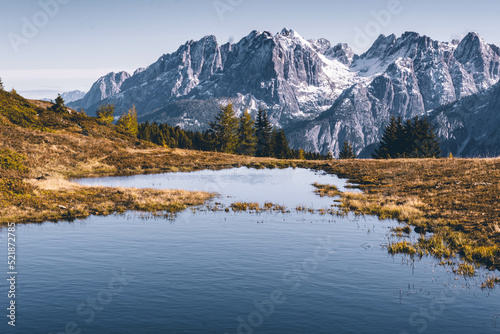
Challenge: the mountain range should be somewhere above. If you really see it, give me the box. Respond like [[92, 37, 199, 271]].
[[68, 29, 500, 157]]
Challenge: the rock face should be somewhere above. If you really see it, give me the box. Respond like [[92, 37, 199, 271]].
[[69, 30, 500, 157], [73, 71, 130, 113], [429, 81, 500, 157]]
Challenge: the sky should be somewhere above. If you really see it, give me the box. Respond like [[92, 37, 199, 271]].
[[1, 0, 499, 99]]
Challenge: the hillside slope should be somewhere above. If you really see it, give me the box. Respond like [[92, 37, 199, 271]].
[[0, 89, 273, 224]]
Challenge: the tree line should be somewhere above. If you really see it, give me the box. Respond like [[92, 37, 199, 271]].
[[373, 116, 441, 159], [339, 116, 441, 159], [138, 103, 328, 160], [41, 93, 441, 160]]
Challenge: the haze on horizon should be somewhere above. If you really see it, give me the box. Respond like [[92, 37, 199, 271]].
[[1, 0, 499, 99]]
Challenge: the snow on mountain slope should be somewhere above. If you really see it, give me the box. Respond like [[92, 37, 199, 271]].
[[287, 31, 500, 157]]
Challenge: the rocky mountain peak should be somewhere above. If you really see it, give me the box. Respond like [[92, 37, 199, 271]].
[[455, 32, 489, 61], [325, 43, 355, 65], [74, 71, 130, 112], [279, 27, 296, 37], [362, 33, 397, 59]]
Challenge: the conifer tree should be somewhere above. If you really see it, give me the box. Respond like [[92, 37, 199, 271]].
[[236, 110, 257, 156], [96, 104, 115, 125], [373, 116, 403, 159], [339, 141, 357, 159], [117, 105, 138, 137], [208, 103, 239, 153], [408, 117, 441, 158], [297, 149, 306, 160], [374, 116, 441, 159], [51, 94, 67, 113], [138, 122, 152, 142], [0, 77, 4, 90], [255, 108, 273, 157], [272, 129, 291, 159]]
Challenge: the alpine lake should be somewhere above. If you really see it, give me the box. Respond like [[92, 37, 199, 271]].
[[2, 167, 499, 334]]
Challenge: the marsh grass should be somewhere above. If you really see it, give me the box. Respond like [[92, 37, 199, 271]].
[[312, 183, 341, 197], [230, 202, 261, 212], [481, 276, 500, 290], [453, 262, 476, 277], [387, 241, 420, 256], [227, 202, 288, 213], [392, 226, 412, 237]]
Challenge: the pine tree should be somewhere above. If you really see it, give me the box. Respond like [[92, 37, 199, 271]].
[[0, 77, 4, 90], [96, 104, 115, 125], [178, 131, 193, 149], [117, 105, 138, 137], [208, 103, 239, 153], [374, 116, 403, 159], [255, 108, 273, 157], [298, 149, 306, 160], [339, 141, 357, 159], [138, 122, 152, 142], [410, 117, 441, 158], [374, 116, 441, 159], [236, 110, 257, 156], [272, 129, 291, 159], [51, 94, 67, 113]]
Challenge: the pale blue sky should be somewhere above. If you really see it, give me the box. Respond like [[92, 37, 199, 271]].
[[1, 0, 499, 99]]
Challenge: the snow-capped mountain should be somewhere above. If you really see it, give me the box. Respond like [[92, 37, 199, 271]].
[[60, 90, 87, 103], [286, 32, 500, 157], [69, 29, 500, 157], [69, 28, 362, 123]]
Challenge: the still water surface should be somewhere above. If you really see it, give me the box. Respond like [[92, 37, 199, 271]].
[[1, 168, 499, 333]]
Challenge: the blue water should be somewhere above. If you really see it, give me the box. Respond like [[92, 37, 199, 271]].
[[1, 168, 499, 333]]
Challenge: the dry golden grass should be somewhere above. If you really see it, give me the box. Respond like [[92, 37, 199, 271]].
[[453, 262, 476, 277], [315, 158, 500, 271], [0, 173, 212, 225], [312, 183, 341, 197], [481, 276, 500, 289]]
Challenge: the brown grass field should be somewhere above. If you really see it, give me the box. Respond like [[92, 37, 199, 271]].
[[1, 91, 499, 276]]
